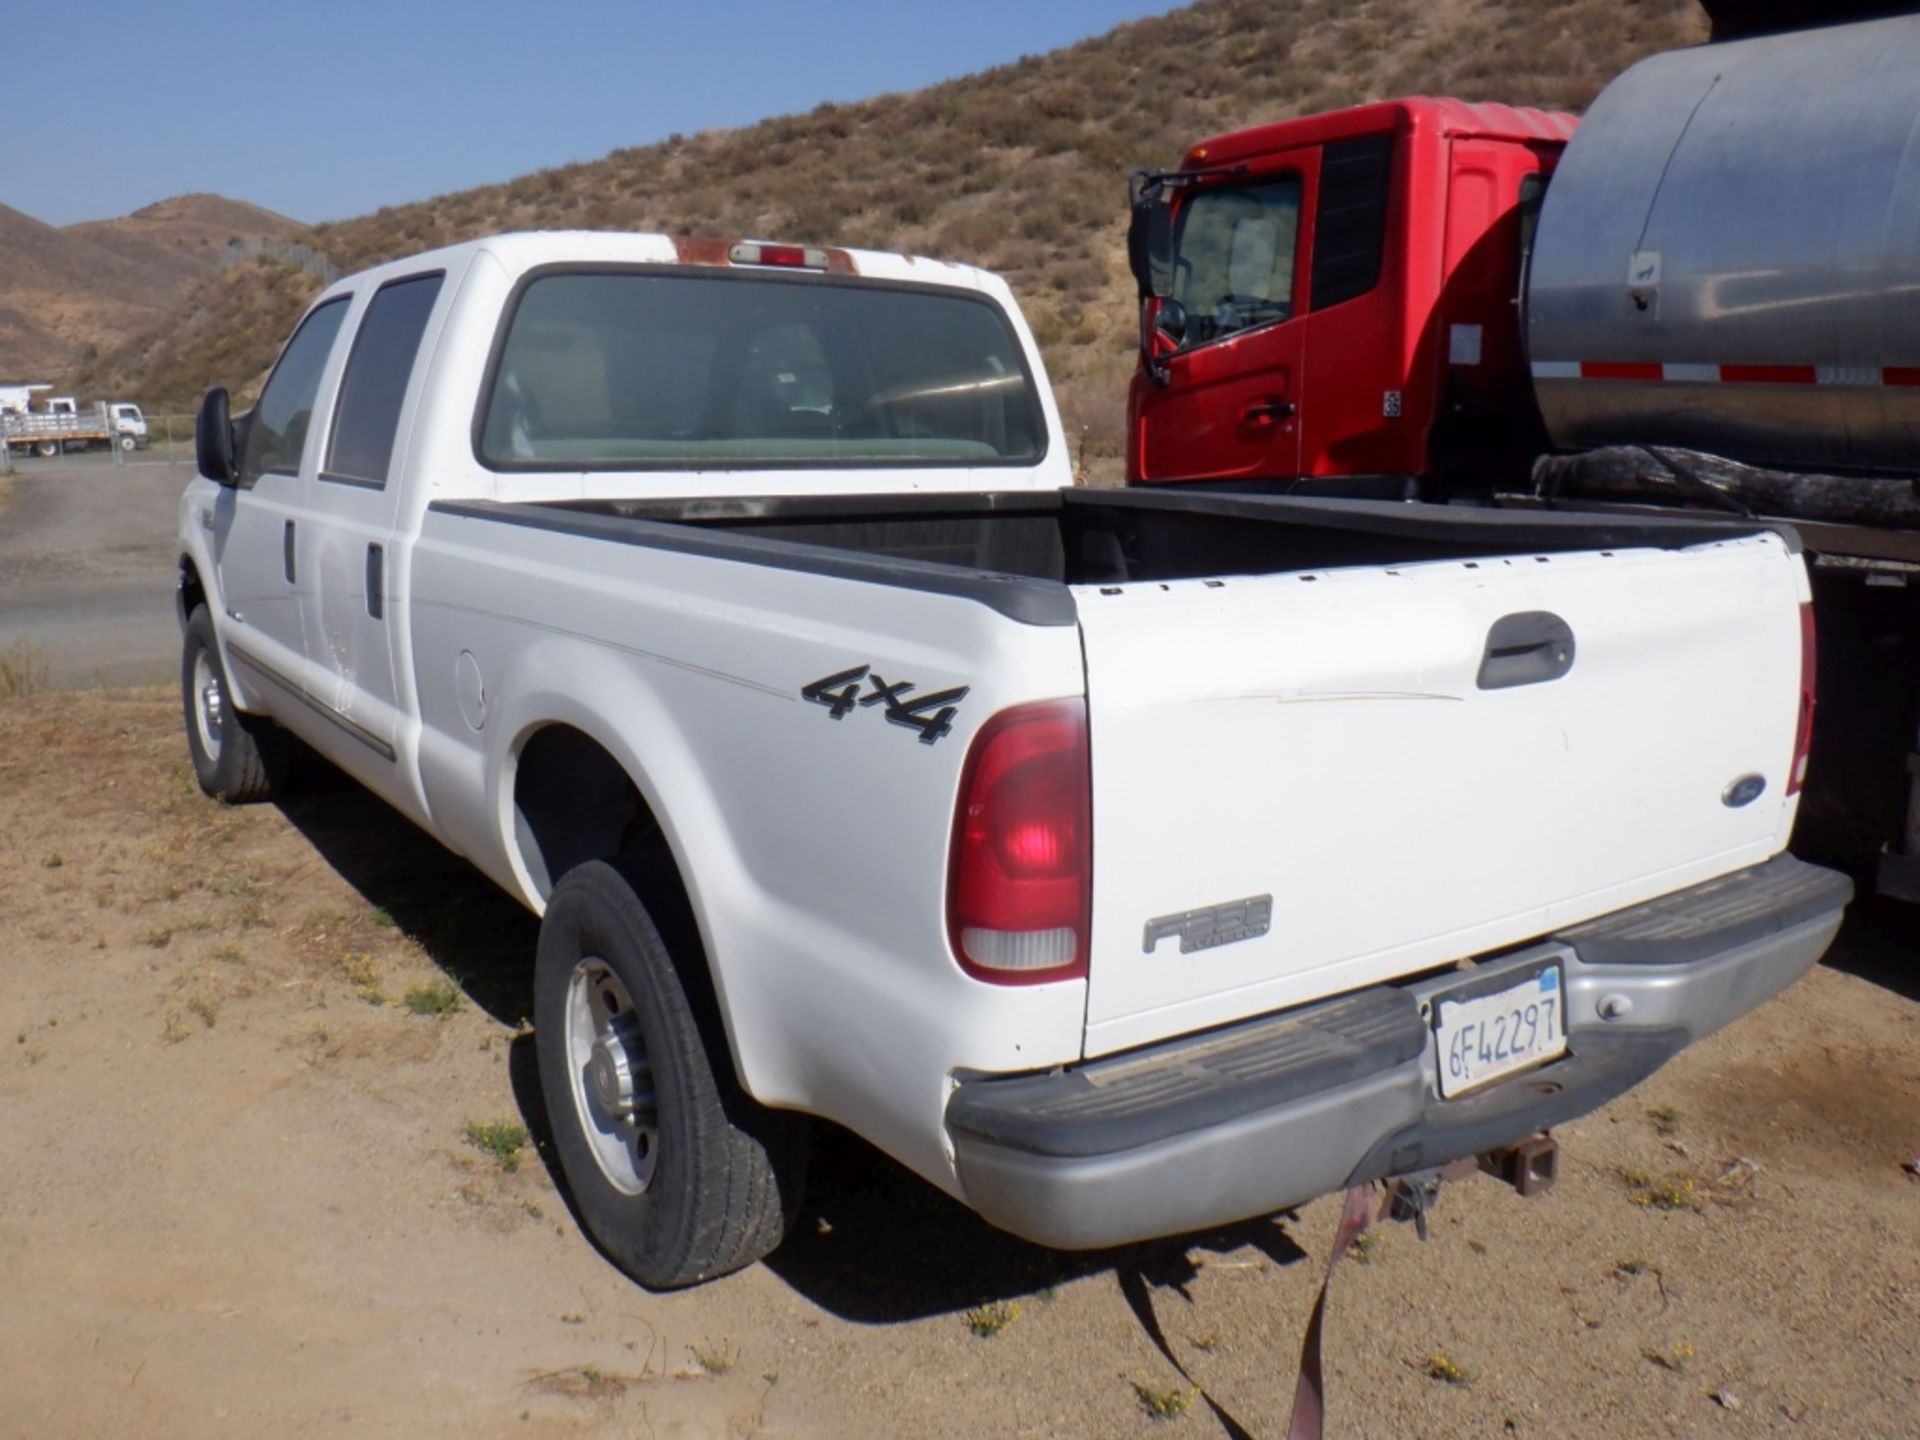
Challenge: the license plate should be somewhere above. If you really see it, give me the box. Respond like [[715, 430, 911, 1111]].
[[1432, 963, 1566, 1099]]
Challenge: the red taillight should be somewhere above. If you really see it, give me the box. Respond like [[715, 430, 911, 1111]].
[[1788, 600, 1817, 795], [729, 241, 828, 270], [947, 699, 1091, 985]]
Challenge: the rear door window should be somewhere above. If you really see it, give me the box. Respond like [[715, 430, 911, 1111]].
[[325, 272, 445, 487], [240, 297, 350, 484]]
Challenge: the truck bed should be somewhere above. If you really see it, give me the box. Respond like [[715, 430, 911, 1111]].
[[441, 487, 1796, 614]]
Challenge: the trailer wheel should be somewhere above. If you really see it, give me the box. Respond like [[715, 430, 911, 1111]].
[[35, 440, 57, 458], [534, 860, 806, 1288], [181, 605, 288, 802]]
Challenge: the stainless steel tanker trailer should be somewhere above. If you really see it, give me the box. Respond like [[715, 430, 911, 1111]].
[[1523, 5, 1920, 896]]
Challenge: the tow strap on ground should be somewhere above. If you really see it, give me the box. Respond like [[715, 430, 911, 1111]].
[[1283, 1181, 1377, 1440]]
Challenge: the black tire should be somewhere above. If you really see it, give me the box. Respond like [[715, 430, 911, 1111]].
[[181, 605, 289, 803], [534, 860, 806, 1288]]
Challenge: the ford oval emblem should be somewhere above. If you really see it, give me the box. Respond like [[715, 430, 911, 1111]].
[[1722, 773, 1767, 808]]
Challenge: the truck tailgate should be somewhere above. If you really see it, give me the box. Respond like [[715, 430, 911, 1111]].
[[1076, 533, 1805, 1057]]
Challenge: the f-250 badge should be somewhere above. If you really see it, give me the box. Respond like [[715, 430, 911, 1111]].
[[1143, 894, 1274, 955], [802, 665, 969, 745]]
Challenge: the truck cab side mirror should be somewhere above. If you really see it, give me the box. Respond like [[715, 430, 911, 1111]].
[[1127, 172, 1175, 301], [197, 387, 238, 486]]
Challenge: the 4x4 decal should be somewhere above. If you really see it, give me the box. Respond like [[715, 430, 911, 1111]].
[[802, 665, 969, 745]]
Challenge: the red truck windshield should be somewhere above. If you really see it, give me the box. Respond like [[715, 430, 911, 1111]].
[[478, 270, 1046, 470]]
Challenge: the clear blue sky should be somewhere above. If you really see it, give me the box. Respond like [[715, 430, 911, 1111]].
[[11, 0, 1179, 227]]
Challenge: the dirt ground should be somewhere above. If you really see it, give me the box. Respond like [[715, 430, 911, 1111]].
[[0, 457, 188, 689], [2, 689, 1916, 1438]]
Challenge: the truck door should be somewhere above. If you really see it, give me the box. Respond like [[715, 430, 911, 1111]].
[[212, 297, 351, 709], [1136, 153, 1317, 481], [301, 271, 447, 773]]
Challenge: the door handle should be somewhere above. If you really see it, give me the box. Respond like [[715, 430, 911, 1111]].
[[282, 520, 296, 584], [366, 543, 385, 621], [1245, 399, 1297, 424], [1477, 611, 1576, 690]]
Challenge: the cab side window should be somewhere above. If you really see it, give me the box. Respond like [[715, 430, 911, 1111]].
[[1170, 177, 1302, 348], [325, 273, 445, 487], [239, 297, 350, 485]]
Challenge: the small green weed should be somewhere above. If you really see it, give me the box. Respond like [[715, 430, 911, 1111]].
[[688, 1336, 739, 1375], [463, 1119, 529, 1172], [1131, 1378, 1198, 1419], [370, 907, 397, 929], [1648, 1104, 1684, 1135], [1425, 1352, 1474, 1386], [964, 1300, 1021, 1338], [40, 852, 64, 870], [1349, 1229, 1384, 1263], [1623, 1168, 1698, 1211], [403, 980, 461, 1017], [338, 951, 385, 1004], [0, 640, 50, 700]]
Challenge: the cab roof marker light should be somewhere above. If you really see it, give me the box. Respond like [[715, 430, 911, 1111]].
[[729, 242, 831, 270]]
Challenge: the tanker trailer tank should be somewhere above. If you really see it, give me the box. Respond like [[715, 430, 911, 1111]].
[[1525, 11, 1920, 479]]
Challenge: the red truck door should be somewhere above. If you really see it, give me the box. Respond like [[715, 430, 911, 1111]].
[[1135, 150, 1318, 480]]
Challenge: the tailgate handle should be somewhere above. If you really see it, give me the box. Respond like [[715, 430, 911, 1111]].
[[1478, 611, 1575, 690]]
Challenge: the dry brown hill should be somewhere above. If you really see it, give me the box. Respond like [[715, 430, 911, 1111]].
[[65, 193, 301, 284], [0, 194, 296, 383], [73, 0, 1708, 460]]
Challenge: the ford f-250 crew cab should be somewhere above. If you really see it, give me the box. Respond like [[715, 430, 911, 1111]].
[[177, 231, 1850, 1288]]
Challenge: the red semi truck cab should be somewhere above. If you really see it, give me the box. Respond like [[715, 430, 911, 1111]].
[[1127, 98, 1575, 495]]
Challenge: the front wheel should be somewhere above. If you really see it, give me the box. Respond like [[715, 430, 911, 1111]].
[[181, 605, 288, 802], [534, 860, 806, 1288]]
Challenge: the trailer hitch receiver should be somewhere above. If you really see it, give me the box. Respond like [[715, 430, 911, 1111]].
[[1480, 1133, 1558, 1197]]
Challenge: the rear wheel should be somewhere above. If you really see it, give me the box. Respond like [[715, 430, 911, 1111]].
[[534, 860, 806, 1288], [181, 605, 288, 802], [35, 440, 56, 458]]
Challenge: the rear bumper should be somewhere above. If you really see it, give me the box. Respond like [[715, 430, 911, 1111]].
[[945, 855, 1850, 1250]]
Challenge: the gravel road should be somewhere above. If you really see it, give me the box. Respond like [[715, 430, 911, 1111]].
[[0, 454, 189, 687]]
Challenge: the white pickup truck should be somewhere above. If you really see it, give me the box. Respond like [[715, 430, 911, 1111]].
[[176, 231, 1850, 1287]]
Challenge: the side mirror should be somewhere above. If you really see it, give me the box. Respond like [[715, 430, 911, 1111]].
[[196, 387, 238, 486], [1126, 172, 1175, 301]]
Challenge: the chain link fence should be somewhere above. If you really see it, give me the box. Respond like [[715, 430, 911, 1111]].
[[121, 413, 197, 465]]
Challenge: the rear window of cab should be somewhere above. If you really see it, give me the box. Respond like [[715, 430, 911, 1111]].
[[475, 269, 1047, 471]]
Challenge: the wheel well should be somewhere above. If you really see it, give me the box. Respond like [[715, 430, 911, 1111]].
[[512, 725, 666, 899], [178, 556, 206, 629], [513, 724, 737, 1078]]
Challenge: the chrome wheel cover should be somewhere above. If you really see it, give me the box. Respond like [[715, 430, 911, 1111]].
[[564, 957, 658, 1195], [193, 650, 224, 764]]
